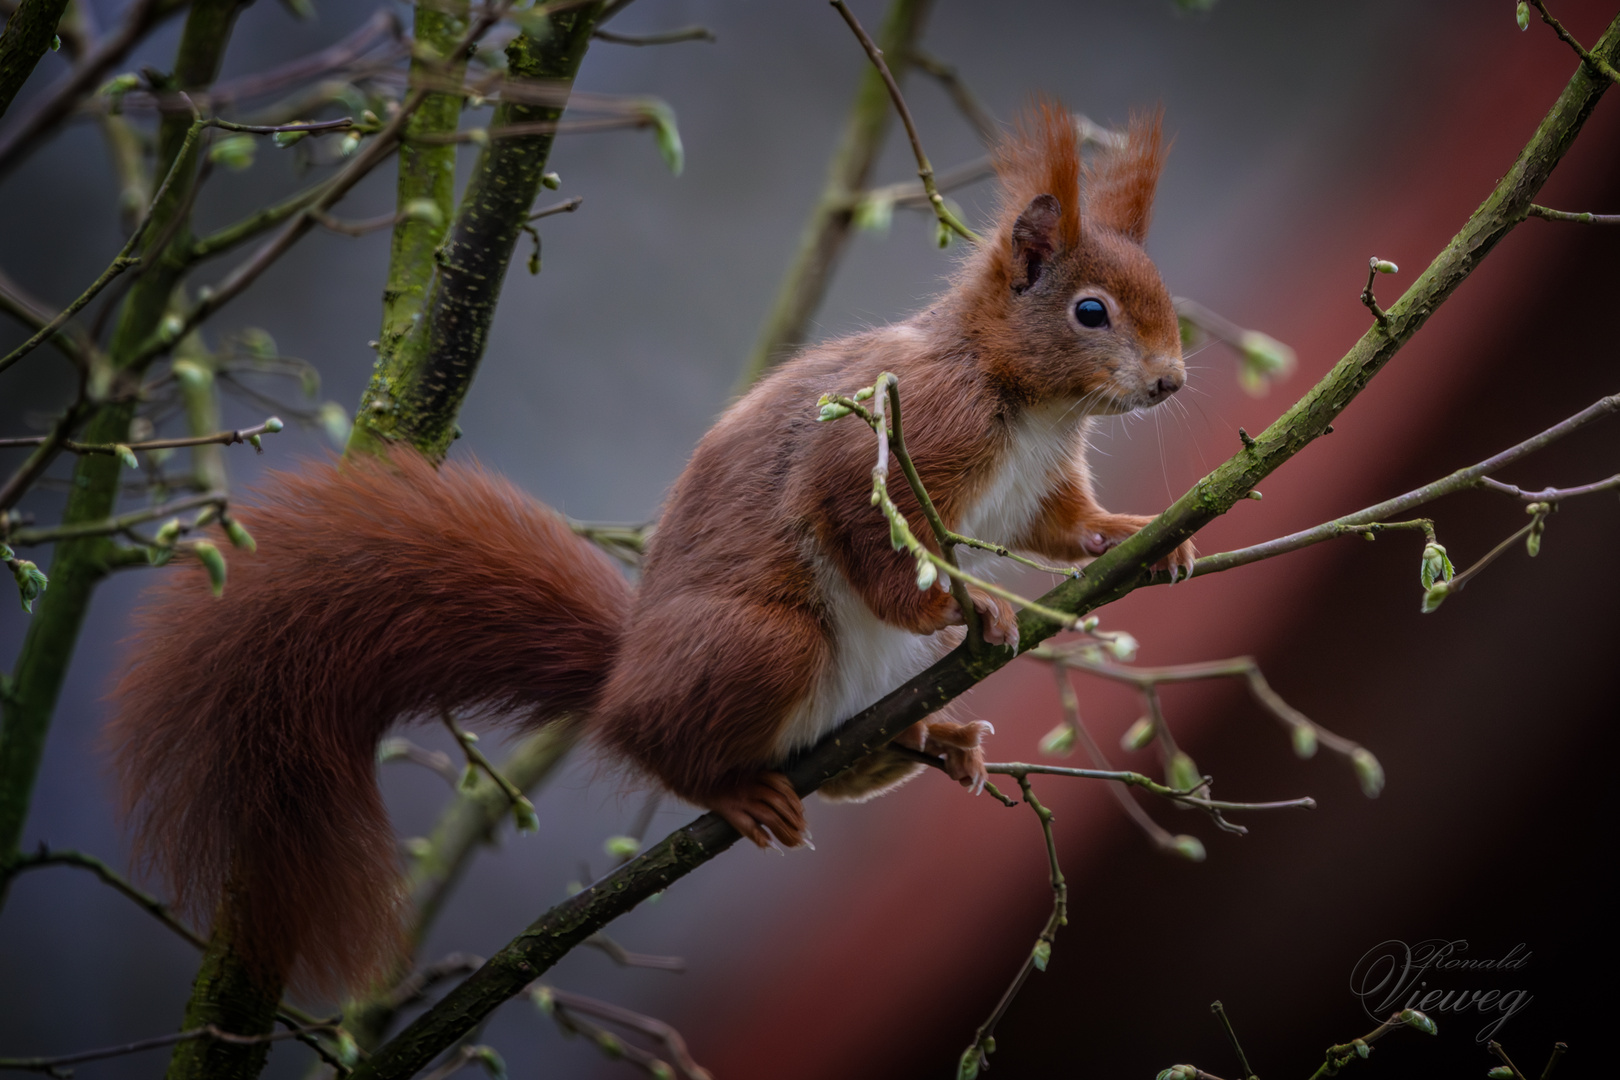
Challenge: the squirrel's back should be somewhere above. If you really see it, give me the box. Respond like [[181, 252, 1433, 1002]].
[[107, 449, 630, 994]]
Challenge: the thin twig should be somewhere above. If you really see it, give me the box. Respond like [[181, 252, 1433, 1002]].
[[534, 986, 713, 1080], [4, 491, 223, 546], [1526, 203, 1620, 224], [1529, 0, 1620, 83], [0, 845, 206, 949], [958, 775, 1066, 1077], [0, 1022, 338, 1074], [592, 25, 713, 46], [1178, 392, 1620, 580], [830, 0, 977, 242]]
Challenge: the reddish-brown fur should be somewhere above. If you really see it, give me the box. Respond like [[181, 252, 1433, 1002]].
[[109, 97, 1194, 996]]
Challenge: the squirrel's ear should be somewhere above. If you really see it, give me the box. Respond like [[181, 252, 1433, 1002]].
[[1086, 110, 1166, 245], [1009, 194, 1062, 294]]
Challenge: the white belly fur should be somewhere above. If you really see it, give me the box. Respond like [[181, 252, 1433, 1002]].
[[772, 400, 1088, 759]]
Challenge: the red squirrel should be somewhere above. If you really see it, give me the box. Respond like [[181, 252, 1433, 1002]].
[[107, 101, 1194, 996]]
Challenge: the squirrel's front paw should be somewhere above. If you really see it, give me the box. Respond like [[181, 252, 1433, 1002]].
[[1080, 515, 1198, 583], [944, 588, 1020, 650]]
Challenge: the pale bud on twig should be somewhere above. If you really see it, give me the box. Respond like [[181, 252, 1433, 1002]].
[[1039, 723, 1077, 757], [1121, 717, 1155, 751], [1351, 747, 1385, 798], [1167, 834, 1206, 862], [1291, 723, 1319, 759]]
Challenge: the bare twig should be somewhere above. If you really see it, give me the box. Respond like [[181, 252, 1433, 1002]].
[[0, 1022, 338, 1075], [830, 0, 977, 242], [905, 48, 997, 143], [1180, 392, 1619, 580], [1529, 0, 1620, 83], [1526, 202, 1619, 224], [533, 986, 712, 1080], [592, 25, 713, 46], [0, 844, 206, 949], [958, 774, 1066, 1078]]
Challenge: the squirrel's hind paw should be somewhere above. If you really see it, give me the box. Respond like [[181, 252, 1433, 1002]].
[[707, 772, 808, 849], [923, 718, 993, 795]]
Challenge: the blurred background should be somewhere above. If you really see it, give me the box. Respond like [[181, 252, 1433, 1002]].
[[3, 1, 1618, 1077]]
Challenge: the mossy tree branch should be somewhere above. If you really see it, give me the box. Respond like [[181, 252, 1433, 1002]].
[[347, 3, 605, 460], [0, 0, 72, 123], [346, 20, 1620, 1079]]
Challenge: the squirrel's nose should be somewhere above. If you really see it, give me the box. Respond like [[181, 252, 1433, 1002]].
[[1147, 370, 1184, 401]]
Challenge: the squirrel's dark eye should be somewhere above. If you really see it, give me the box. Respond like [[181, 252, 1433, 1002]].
[[1074, 298, 1109, 329]]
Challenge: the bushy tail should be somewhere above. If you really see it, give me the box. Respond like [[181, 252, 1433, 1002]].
[[106, 448, 632, 996]]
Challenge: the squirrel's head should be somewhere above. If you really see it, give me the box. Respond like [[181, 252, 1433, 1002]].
[[962, 98, 1184, 414]]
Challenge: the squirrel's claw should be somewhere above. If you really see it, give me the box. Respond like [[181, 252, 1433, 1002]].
[[707, 772, 808, 849]]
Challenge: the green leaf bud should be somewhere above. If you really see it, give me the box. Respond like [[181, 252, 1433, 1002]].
[[318, 401, 353, 447], [604, 834, 640, 859], [1420, 542, 1453, 588], [1351, 747, 1385, 798], [915, 558, 938, 591], [339, 131, 361, 156], [208, 134, 257, 171], [1168, 834, 1206, 862], [262, 416, 284, 433], [531, 986, 555, 1014], [1373, 259, 1399, 274], [889, 515, 908, 552], [1398, 1008, 1437, 1035], [191, 541, 226, 596], [401, 198, 445, 228], [172, 358, 212, 391], [335, 1032, 360, 1067], [146, 546, 173, 567], [1106, 631, 1138, 662], [1420, 580, 1449, 614], [1239, 329, 1296, 376], [956, 1047, 981, 1080], [513, 798, 539, 833], [100, 72, 139, 98], [114, 443, 138, 470], [817, 402, 852, 422], [852, 193, 895, 235], [1167, 751, 1201, 793], [594, 1031, 624, 1058], [640, 100, 683, 175], [248, 434, 263, 451], [1526, 529, 1541, 558], [541, 171, 562, 189], [238, 326, 277, 360], [1032, 939, 1051, 971], [935, 219, 952, 249], [1353, 1039, 1369, 1059], [1121, 717, 1156, 751], [853, 385, 875, 401], [12, 559, 48, 614], [1039, 722, 1077, 757], [272, 128, 309, 148], [224, 518, 257, 552], [458, 764, 480, 792], [1488, 1068, 1513, 1079], [158, 313, 185, 341], [1292, 723, 1319, 759], [472, 1046, 508, 1080], [194, 505, 218, 529], [1516, 1, 1530, 30], [1079, 615, 1100, 632]]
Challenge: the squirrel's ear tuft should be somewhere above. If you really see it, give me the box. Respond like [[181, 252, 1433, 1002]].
[[1085, 107, 1167, 244], [993, 95, 1082, 254], [1010, 194, 1061, 294]]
